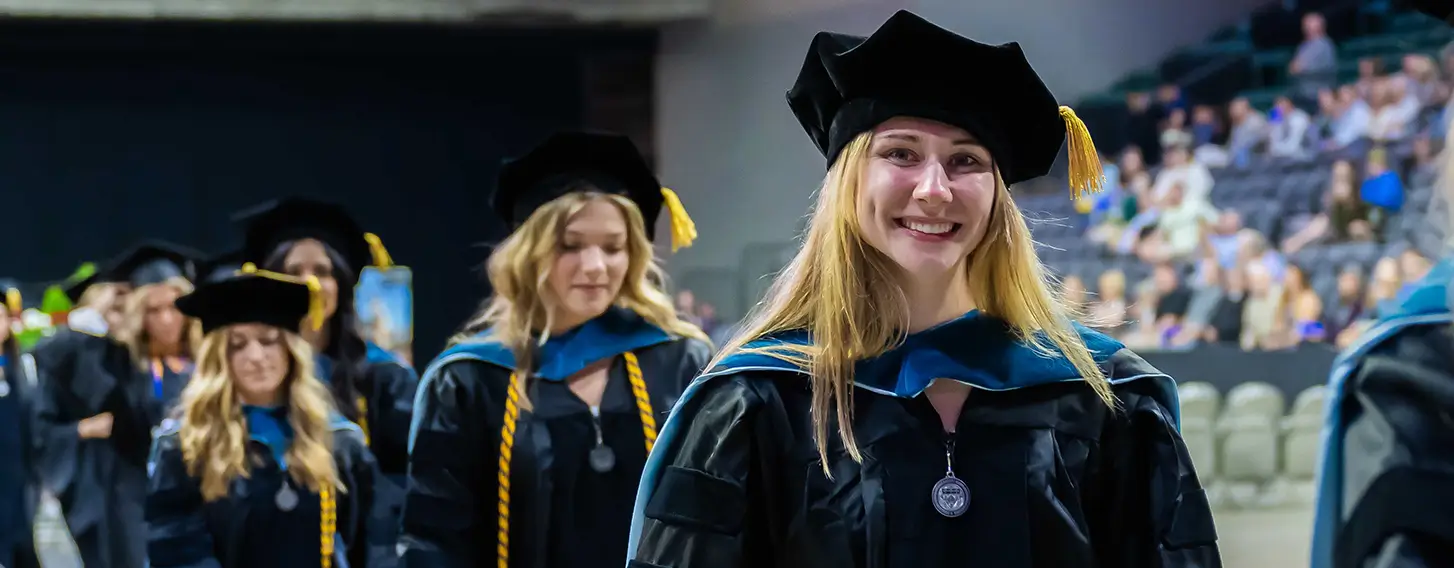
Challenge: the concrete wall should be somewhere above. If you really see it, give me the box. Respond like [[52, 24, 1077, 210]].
[[656, 0, 1270, 317]]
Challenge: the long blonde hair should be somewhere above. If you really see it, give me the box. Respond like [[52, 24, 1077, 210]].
[[113, 277, 203, 365], [713, 132, 1115, 470], [461, 190, 708, 409], [177, 329, 342, 502]]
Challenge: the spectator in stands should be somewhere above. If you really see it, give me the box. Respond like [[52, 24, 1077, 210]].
[[1323, 263, 1365, 340], [1289, 12, 1338, 99], [1170, 256, 1225, 348], [1139, 182, 1218, 264], [675, 289, 702, 327], [1151, 263, 1192, 347], [1366, 255, 1403, 317], [1408, 134, 1441, 188], [1398, 248, 1432, 291], [1122, 281, 1162, 349], [1400, 53, 1444, 108], [1282, 159, 1376, 253], [1125, 91, 1165, 166], [1290, 291, 1327, 344], [1226, 97, 1269, 164], [1354, 57, 1387, 101], [1283, 264, 1312, 310], [1152, 142, 1214, 205], [1091, 269, 1128, 334], [1268, 95, 1314, 157], [1190, 104, 1230, 167], [1205, 264, 1246, 345], [1199, 210, 1245, 270], [1368, 78, 1418, 142], [1241, 261, 1287, 351], [1238, 228, 1288, 281], [1059, 275, 1088, 312], [1322, 85, 1372, 151], [696, 302, 731, 347], [1160, 107, 1191, 152], [1360, 146, 1404, 214]]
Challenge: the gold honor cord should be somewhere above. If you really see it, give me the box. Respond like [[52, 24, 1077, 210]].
[[622, 352, 658, 452], [320, 484, 337, 568], [494, 352, 660, 567]]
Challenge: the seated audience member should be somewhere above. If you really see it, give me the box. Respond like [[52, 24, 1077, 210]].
[[1091, 269, 1129, 334], [1205, 265, 1247, 345], [1240, 262, 1286, 351], [1360, 146, 1404, 214], [1268, 95, 1313, 157], [1282, 160, 1375, 253], [1323, 263, 1365, 340]]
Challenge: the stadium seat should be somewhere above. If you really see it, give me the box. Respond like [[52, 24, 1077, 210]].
[[1178, 381, 1222, 488], [1215, 381, 1284, 508]]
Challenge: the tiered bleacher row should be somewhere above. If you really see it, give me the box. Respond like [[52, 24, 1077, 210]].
[[1178, 381, 1327, 510]]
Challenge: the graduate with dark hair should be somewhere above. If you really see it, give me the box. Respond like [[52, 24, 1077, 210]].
[[235, 197, 417, 567]]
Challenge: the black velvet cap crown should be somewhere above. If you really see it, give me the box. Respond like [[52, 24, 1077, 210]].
[[175, 273, 313, 334], [787, 10, 1065, 186], [494, 131, 665, 241], [95, 240, 202, 289], [235, 197, 376, 274]]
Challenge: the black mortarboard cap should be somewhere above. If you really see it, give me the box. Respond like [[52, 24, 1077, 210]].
[[234, 197, 392, 276], [786, 10, 1105, 197], [97, 240, 202, 289], [197, 249, 248, 284], [175, 270, 323, 334], [493, 131, 698, 250], [63, 273, 100, 304]]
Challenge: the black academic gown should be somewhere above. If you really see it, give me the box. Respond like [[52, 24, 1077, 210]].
[[1310, 258, 1454, 568], [401, 308, 712, 568], [318, 345, 418, 568], [29, 328, 152, 568], [629, 314, 1222, 568], [145, 411, 377, 568], [0, 351, 42, 568]]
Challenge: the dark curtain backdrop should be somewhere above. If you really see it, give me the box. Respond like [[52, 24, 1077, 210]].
[[0, 19, 656, 360]]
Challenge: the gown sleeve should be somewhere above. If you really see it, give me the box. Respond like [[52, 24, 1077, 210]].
[[366, 361, 419, 477], [674, 338, 714, 393], [1089, 377, 1222, 567], [144, 432, 222, 568], [29, 351, 81, 495], [399, 361, 493, 568], [1333, 324, 1454, 568], [337, 428, 379, 568], [631, 373, 775, 568]]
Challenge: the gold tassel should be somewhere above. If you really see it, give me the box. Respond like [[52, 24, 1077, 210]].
[[659, 187, 697, 253], [303, 275, 326, 331], [1059, 106, 1106, 201], [363, 233, 393, 268], [239, 264, 325, 330], [5, 289, 19, 316]]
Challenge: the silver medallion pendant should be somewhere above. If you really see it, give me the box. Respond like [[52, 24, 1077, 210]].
[[275, 481, 299, 512], [931, 474, 970, 517], [588, 445, 616, 473], [0, 380, 10, 398]]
